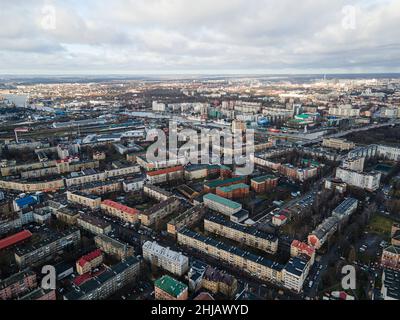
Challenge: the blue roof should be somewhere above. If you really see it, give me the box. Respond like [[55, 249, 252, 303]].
[[15, 196, 39, 208]]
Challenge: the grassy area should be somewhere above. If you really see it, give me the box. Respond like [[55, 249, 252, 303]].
[[366, 214, 393, 239]]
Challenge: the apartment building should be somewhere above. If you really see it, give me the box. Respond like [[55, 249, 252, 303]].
[[77, 214, 112, 235], [79, 179, 122, 195], [56, 207, 80, 225], [146, 166, 184, 184], [381, 245, 400, 271], [14, 228, 81, 268], [94, 234, 134, 260], [143, 184, 173, 202], [282, 256, 311, 293], [336, 167, 381, 191], [329, 105, 360, 117], [307, 216, 339, 250], [342, 156, 365, 172], [123, 177, 145, 192], [177, 229, 284, 285], [154, 275, 188, 301], [324, 178, 347, 193], [290, 240, 316, 265], [203, 177, 246, 193], [204, 214, 278, 254], [203, 193, 242, 217], [65, 170, 106, 188], [322, 138, 356, 151], [139, 197, 181, 227], [76, 249, 104, 275], [216, 183, 250, 200], [184, 164, 209, 180], [67, 191, 101, 209], [101, 200, 140, 224], [0, 178, 65, 192], [377, 145, 400, 161], [202, 266, 237, 298], [381, 268, 400, 300], [251, 175, 279, 193], [0, 270, 37, 300], [167, 205, 205, 236], [332, 198, 358, 220], [142, 241, 189, 276], [19, 288, 56, 301], [64, 256, 141, 300]]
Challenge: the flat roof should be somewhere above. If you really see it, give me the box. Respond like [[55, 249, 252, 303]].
[[154, 275, 187, 298], [203, 193, 242, 210]]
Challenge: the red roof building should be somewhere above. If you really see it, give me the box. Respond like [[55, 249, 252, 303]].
[[0, 230, 32, 250], [76, 249, 104, 275], [147, 165, 184, 177], [101, 200, 140, 223], [290, 240, 316, 264]]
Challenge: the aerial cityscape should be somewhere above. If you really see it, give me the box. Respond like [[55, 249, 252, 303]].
[[1, 0, 400, 308]]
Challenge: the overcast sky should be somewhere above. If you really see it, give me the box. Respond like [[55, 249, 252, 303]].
[[0, 0, 399, 75]]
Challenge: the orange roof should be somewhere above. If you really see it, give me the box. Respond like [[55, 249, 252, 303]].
[[77, 249, 103, 267], [147, 165, 183, 177], [102, 200, 140, 215], [292, 240, 315, 256], [0, 230, 32, 250]]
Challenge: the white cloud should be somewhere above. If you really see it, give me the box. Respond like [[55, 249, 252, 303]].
[[0, 0, 398, 74]]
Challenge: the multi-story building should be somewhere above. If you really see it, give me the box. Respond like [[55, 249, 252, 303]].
[[322, 138, 356, 151], [55, 207, 80, 225], [64, 169, 106, 188], [64, 256, 141, 300], [167, 205, 205, 236], [381, 245, 400, 271], [335, 167, 381, 191], [76, 249, 104, 275], [204, 214, 278, 254], [203, 193, 242, 217], [202, 266, 237, 298], [142, 241, 189, 276], [146, 166, 184, 184], [143, 184, 173, 202], [154, 275, 188, 301], [324, 178, 347, 194], [139, 197, 181, 227], [0, 270, 37, 300], [381, 268, 400, 300], [0, 178, 65, 193], [77, 214, 112, 235], [251, 175, 279, 193], [377, 145, 400, 161], [14, 228, 81, 268], [67, 191, 102, 209], [0, 230, 33, 251], [332, 198, 358, 220], [279, 163, 320, 182], [177, 229, 284, 285], [94, 234, 134, 260], [184, 164, 209, 180], [282, 256, 311, 293], [290, 240, 316, 265], [342, 156, 365, 172], [203, 177, 246, 193], [328, 105, 360, 117], [307, 216, 339, 250], [101, 200, 140, 224], [216, 183, 249, 200], [123, 177, 145, 192], [19, 288, 56, 300]]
